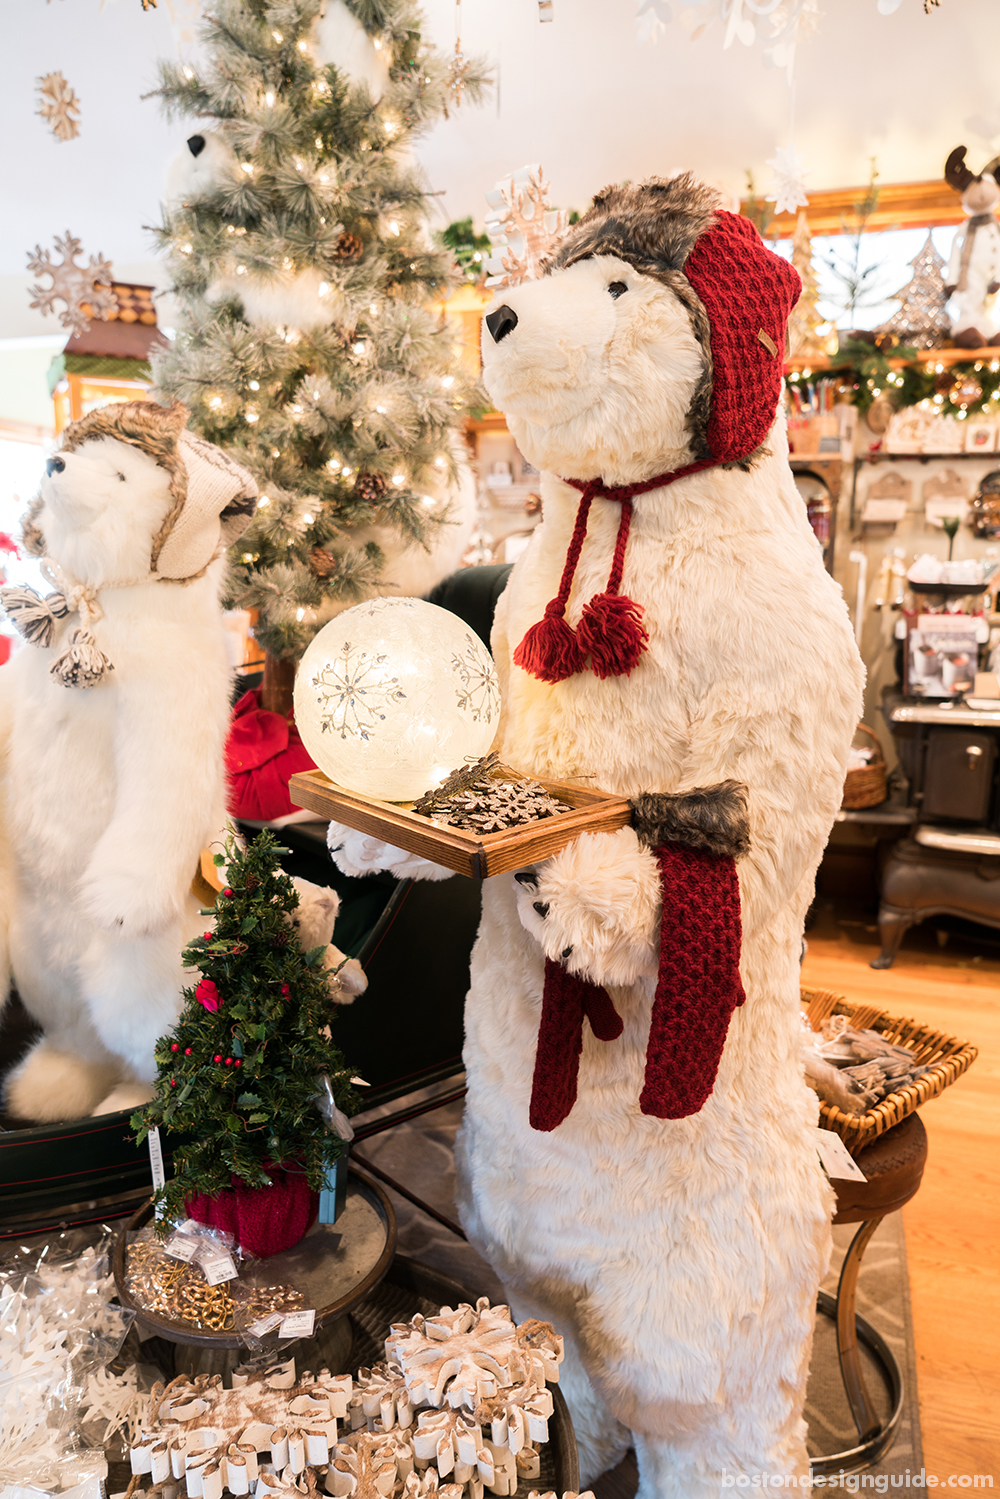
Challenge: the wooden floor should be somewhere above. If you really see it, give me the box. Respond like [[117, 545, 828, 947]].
[[802, 900, 1000, 1484]]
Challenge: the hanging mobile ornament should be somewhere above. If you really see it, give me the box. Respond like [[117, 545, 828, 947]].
[[446, 0, 471, 114]]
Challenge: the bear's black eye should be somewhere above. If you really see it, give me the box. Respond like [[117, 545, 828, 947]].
[[608, 281, 628, 299], [117, 472, 126, 482]]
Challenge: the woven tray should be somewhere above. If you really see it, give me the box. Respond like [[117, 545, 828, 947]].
[[801, 987, 978, 1156]]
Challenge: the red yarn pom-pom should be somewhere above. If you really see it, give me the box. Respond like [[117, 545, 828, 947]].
[[577, 592, 648, 679], [512, 606, 585, 684]]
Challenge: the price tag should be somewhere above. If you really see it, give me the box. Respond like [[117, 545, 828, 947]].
[[199, 1251, 239, 1286], [147, 1127, 165, 1192], [248, 1312, 284, 1338], [278, 1309, 316, 1340], [163, 1233, 200, 1263], [815, 1128, 868, 1182]]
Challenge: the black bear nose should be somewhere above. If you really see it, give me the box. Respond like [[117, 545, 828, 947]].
[[46, 456, 65, 477], [187, 134, 206, 158], [486, 305, 518, 343]]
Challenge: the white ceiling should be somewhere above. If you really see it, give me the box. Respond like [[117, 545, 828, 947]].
[[3, 0, 1000, 345]]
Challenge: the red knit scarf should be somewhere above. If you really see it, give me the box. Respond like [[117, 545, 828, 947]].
[[529, 842, 746, 1132], [513, 459, 720, 683]]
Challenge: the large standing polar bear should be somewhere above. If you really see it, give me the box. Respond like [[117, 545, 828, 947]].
[[333, 176, 865, 1497]]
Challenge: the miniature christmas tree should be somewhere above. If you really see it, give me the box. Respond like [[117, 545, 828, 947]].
[[150, 0, 489, 676], [132, 830, 357, 1229], [787, 210, 833, 361], [877, 232, 951, 350]]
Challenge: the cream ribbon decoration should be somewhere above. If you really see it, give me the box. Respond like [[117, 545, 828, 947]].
[[0, 559, 124, 688]]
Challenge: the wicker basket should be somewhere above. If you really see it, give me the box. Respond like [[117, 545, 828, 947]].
[[801, 987, 978, 1156], [841, 723, 888, 810]]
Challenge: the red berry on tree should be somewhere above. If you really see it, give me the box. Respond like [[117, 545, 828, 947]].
[[214, 1054, 222, 1063], [225, 1057, 233, 1066], [203, 931, 213, 940], [170, 1079, 177, 1088], [235, 1059, 242, 1067], [171, 1043, 179, 1052], [281, 983, 290, 996], [223, 887, 233, 897], [185, 1047, 192, 1056]]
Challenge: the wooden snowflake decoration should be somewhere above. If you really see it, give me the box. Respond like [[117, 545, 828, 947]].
[[482, 167, 569, 291], [36, 72, 80, 142], [26, 232, 116, 337]]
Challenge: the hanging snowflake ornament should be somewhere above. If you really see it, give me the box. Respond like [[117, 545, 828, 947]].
[[26, 232, 116, 337], [36, 72, 81, 142], [483, 166, 569, 290], [764, 145, 810, 216], [635, 1, 669, 47]]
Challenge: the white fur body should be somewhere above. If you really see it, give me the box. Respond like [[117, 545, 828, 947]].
[[946, 215, 1000, 338], [0, 439, 233, 1121], [313, 0, 391, 98], [455, 248, 866, 1494]]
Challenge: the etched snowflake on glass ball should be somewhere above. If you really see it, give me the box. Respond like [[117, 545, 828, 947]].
[[294, 598, 501, 801]]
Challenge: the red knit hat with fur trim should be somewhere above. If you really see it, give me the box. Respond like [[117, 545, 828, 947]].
[[681, 210, 800, 463]]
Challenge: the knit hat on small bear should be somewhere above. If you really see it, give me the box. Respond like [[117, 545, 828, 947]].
[[512, 177, 801, 686]]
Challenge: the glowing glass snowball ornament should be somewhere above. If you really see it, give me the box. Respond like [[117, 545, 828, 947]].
[[294, 597, 501, 801]]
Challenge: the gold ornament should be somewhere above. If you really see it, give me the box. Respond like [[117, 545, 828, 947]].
[[36, 72, 80, 142]]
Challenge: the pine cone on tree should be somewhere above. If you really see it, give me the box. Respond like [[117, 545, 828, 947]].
[[334, 232, 364, 263], [309, 546, 336, 578], [353, 471, 387, 504]]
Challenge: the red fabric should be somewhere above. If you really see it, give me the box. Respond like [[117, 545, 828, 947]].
[[514, 460, 718, 685], [225, 688, 316, 821], [529, 958, 623, 1132], [640, 844, 746, 1118], [0, 636, 10, 667], [528, 843, 745, 1131], [682, 210, 801, 464], [186, 1162, 317, 1257]]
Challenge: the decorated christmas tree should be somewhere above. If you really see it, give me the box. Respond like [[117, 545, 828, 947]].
[[787, 210, 833, 361], [150, 0, 489, 690], [132, 831, 357, 1231], [877, 232, 950, 350]]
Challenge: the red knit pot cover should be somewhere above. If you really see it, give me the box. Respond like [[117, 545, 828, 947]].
[[186, 1164, 318, 1258], [528, 843, 745, 1131]]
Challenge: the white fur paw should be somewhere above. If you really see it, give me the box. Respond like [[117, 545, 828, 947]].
[[93, 1082, 154, 1116], [514, 827, 661, 988], [327, 822, 454, 881], [79, 865, 182, 936], [5, 1042, 117, 1123]]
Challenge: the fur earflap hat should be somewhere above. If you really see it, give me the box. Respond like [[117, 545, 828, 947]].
[[513, 176, 801, 686], [55, 398, 258, 579]]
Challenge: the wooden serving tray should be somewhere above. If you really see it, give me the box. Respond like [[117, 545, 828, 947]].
[[288, 769, 632, 879]]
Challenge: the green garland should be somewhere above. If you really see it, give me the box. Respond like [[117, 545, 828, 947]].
[[786, 339, 1000, 422], [132, 830, 357, 1226]]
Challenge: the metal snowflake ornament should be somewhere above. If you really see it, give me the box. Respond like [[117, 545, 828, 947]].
[[26, 232, 116, 337], [36, 72, 81, 142], [764, 145, 811, 216]]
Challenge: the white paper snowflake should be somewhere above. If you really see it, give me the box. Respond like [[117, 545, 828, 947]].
[[764, 145, 811, 216], [36, 72, 81, 141], [26, 232, 116, 337], [483, 166, 568, 290], [311, 645, 407, 741], [635, 2, 668, 47]]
